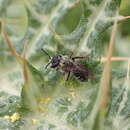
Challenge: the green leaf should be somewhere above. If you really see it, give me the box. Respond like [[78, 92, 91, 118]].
[[21, 62, 44, 112], [0, 0, 125, 130], [0, 0, 28, 37]]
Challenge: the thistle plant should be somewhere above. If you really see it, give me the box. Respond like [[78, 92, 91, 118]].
[[0, 0, 130, 130]]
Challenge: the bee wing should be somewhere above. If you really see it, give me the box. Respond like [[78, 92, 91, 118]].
[[73, 63, 92, 81]]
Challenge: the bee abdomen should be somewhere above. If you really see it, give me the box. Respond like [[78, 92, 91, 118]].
[[73, 71, 88, 82]]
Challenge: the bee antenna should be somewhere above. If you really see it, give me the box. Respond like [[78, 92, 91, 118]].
[[41, 49, 51, 59], [45, 62, 51, 69]]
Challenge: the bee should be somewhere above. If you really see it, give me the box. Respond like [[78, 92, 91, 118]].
[[41, 49, 93, 82]]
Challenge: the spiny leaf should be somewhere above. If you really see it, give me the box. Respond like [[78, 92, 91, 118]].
[[0, 0, 126, 130], [21, 62, 44, 112], [0, 0, 28, 37]]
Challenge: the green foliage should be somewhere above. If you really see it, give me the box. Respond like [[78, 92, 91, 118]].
[[1, 0, 130, 130], [67, 102, 88, 127], [0, 119, 24, 130], [0, 92, 20, 116], [36, 121, 56, 130], [55, 97, 72, 113], [21, 62, 44, 112]]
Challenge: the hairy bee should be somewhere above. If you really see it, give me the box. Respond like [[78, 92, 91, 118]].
[[41, 49, 92, 82]]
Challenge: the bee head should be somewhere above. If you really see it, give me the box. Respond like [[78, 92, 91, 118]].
[[50, 54, 62, 68], [41, 49, 63, 69]]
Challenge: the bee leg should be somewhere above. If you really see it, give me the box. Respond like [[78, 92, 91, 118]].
[[65, 72, 70, 81], [69, 51, 74, 59], [72, 56, 86, 61]]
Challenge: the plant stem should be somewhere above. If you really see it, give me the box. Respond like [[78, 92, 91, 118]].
[[101, 57, 130, 62]]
